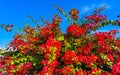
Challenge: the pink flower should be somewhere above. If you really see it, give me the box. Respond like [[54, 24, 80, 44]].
[[112, 63, 120, 74]]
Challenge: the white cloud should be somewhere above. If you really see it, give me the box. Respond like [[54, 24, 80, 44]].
[[98, 3, 110, 9], [0, 44, 5, 49], [81, 4, 96, 13], [81, 3, 110, 13], [0, 46, 2, 49], [81, 6, 90, 12]]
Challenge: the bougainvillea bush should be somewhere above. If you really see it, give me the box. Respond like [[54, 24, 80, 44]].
[[0, 5, 120, 75]]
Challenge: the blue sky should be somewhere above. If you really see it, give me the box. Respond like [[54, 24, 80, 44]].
[[0, 0, 120, 48]]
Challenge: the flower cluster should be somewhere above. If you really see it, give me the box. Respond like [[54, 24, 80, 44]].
[[0, 24, 14, 32], [69, 8, 80, 20], [66, 24, 86, 37], [61, 50, 78, 64], [86, 14, 106, 21]]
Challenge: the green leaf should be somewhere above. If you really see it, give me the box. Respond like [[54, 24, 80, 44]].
[[0, 49, 2, 54], [33, 62, 37, 66], [57, 36, 64, 41], [15, 60, 20, 63], [20, 58, 24, 62]]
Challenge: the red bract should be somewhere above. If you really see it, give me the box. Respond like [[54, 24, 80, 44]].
[[90, 68, 101, 74], [86, 14, 106, 23], [75, 69, 85, 75], [48, 60, 60, 68], [91, 14, 106, 23], [40, 59, 49, 66], [107, 54, 114, 62], [85, 16, 91, 20], [16, 62, 32, 74], [109, 30, 118, 38], [111, 62, 120, 74], [55, 68, 62, 75], [66, 24, 85, 37], [86, 54, 98, 66], [61, 50, 78, 64], [44, 36, 62, 58], [39, 27, 54, 40], [9, 39, 23, 49], [61, 66, 73, 75], [94, 32, 112, 41], [52, 14, 62, 26], [0, 24, 14, 32], [80, 46, 91, 55], [0, 57, 4, 69], [40, 66, 55, 75], [27, 36, 39, 43], [69, 8, 80, 20], [38, 44, 46, 54], [116, 58, 120, 63], [78, 54, 87, 63]]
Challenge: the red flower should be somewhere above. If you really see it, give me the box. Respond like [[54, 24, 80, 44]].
[[87, 54, 98, 63], [91, 14, 106, 23], [78, 54, 87, 63], [45, 36, 62, 58], [61, 66, 73, 75], [55, 68, 62, 75], [26, 62, 32, 68], [85, 16, 91, 20], [67, 24, 85, 37], [39, 28, 53, 40], [48, 60, 60, 67], [40, 59, 49, 66], [91, 68, 101, 74], [52, 14, 62, 26], [111, 63, 120, 74], [38, 44, 46, 54], [107, 54, 114, 62], [61, 50, 77, 64], [116, 58, 120, 63], [69, 8, 80, 20], [39, 25, 54, 40], [81, 46, 91, 55], [75, 69, 84, 75], [34, 70, 37, 74], [40, 66, 54, 75]]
